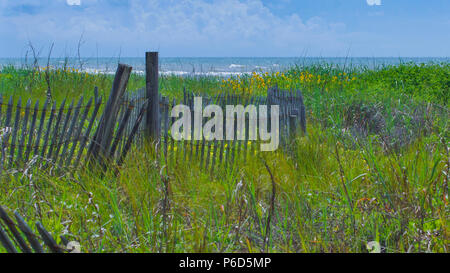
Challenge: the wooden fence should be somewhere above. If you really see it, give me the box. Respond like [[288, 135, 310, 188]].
[[0, 64, 147, 173], [117, 85, 306, 173], [0, 53, 306, 176]]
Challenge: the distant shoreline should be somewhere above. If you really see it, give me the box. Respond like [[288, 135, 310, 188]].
[[1, 56, 449, 76]]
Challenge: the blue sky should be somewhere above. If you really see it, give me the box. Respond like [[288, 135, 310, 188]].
[[0, 0, 448, 57]]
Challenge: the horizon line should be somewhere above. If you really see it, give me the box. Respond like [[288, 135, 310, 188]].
[[0, 56, 449, 59]]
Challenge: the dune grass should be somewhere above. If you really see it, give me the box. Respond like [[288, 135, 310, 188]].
[[2, 61, 447, 103], [0, 62, 448, 253]]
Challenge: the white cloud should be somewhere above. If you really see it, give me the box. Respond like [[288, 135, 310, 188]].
[[67, 0, 81, 6], [366, 0, 381, 6], [0, 0, 355, 57]]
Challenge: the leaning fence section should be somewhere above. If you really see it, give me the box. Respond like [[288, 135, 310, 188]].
[[117, 85, 307, 174], [0, 94, 102, 171], [0, 205, 70, 253], [0, 64, 147, 174]]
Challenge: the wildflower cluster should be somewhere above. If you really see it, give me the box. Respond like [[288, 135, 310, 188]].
[[220, 70, 357, 94]]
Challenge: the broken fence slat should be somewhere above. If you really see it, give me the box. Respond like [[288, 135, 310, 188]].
[[36, 222, 63, 253], [0, 225, 18, 253], [13, 211, 44, 253], [0, 206, 31, 253]]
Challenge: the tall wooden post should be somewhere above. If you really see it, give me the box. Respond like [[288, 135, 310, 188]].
[[146, 52, 160, 141]]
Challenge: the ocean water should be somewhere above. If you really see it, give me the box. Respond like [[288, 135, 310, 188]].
[[0, 57, 448, 77]]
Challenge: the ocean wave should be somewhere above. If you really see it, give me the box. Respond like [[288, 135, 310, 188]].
[[53, 67, 252, 77], [160, 70, 251, 77], [229, 64, 245, 69]]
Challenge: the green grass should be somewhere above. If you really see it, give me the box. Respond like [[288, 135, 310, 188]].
[[0, 62, 448, 253]]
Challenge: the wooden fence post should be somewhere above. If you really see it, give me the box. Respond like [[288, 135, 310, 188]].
[[88, 63, 132, 164], [146, 51, 160, 141]]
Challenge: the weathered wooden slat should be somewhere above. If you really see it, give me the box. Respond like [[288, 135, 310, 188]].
[[169, 100, 175, 158], [117, 101, 148, 166], [9, 97, 22, 167], [118, 95, 128, 153], [210, 95, 222, 174], [40, 102, 57, 159], [58, 97, 83, 166], [195, 131, 203, 162], [65, 97, 93, 167], [17, 99, 31, 164], [283, 92, 289, 146], [243, 96, 255, 162], [0, 225, 17, 253], [218, 121, 225, 166], [0, 96, 3, 126], [235, 96, 246, 162], [14, 211, 44, 253], [89, 64, 132, 165], [210, 140, 218, 174], [45, 99, 65, 160], [229, 96, 238, 171], [33, 99, 49, 157], [0, 206, 31, 253], [204, 98, 214, 170], [36, 222, 63, 253], [289, 114, 297, 139], [299, 90, 306, 134], [75, 96, 102, 168], [225, 140, 231, 171], [277, 94, 284, 148], [199, 105, 206, 168], [109, 101, 134, 159], [205, 140, 211, 171], [0, 209, 64, 253], [182, 89, 188, 162], [24, 101, 39, 163], [2, 97, 14, 166], [189, 93, 194, 162], [163, 97, 169, 158], [194, 96, 201, 161], [52, 100, 74, 165], [288, 91, 294, 136], [218, 95, 226, 169], [156, 95, 161, 148]]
